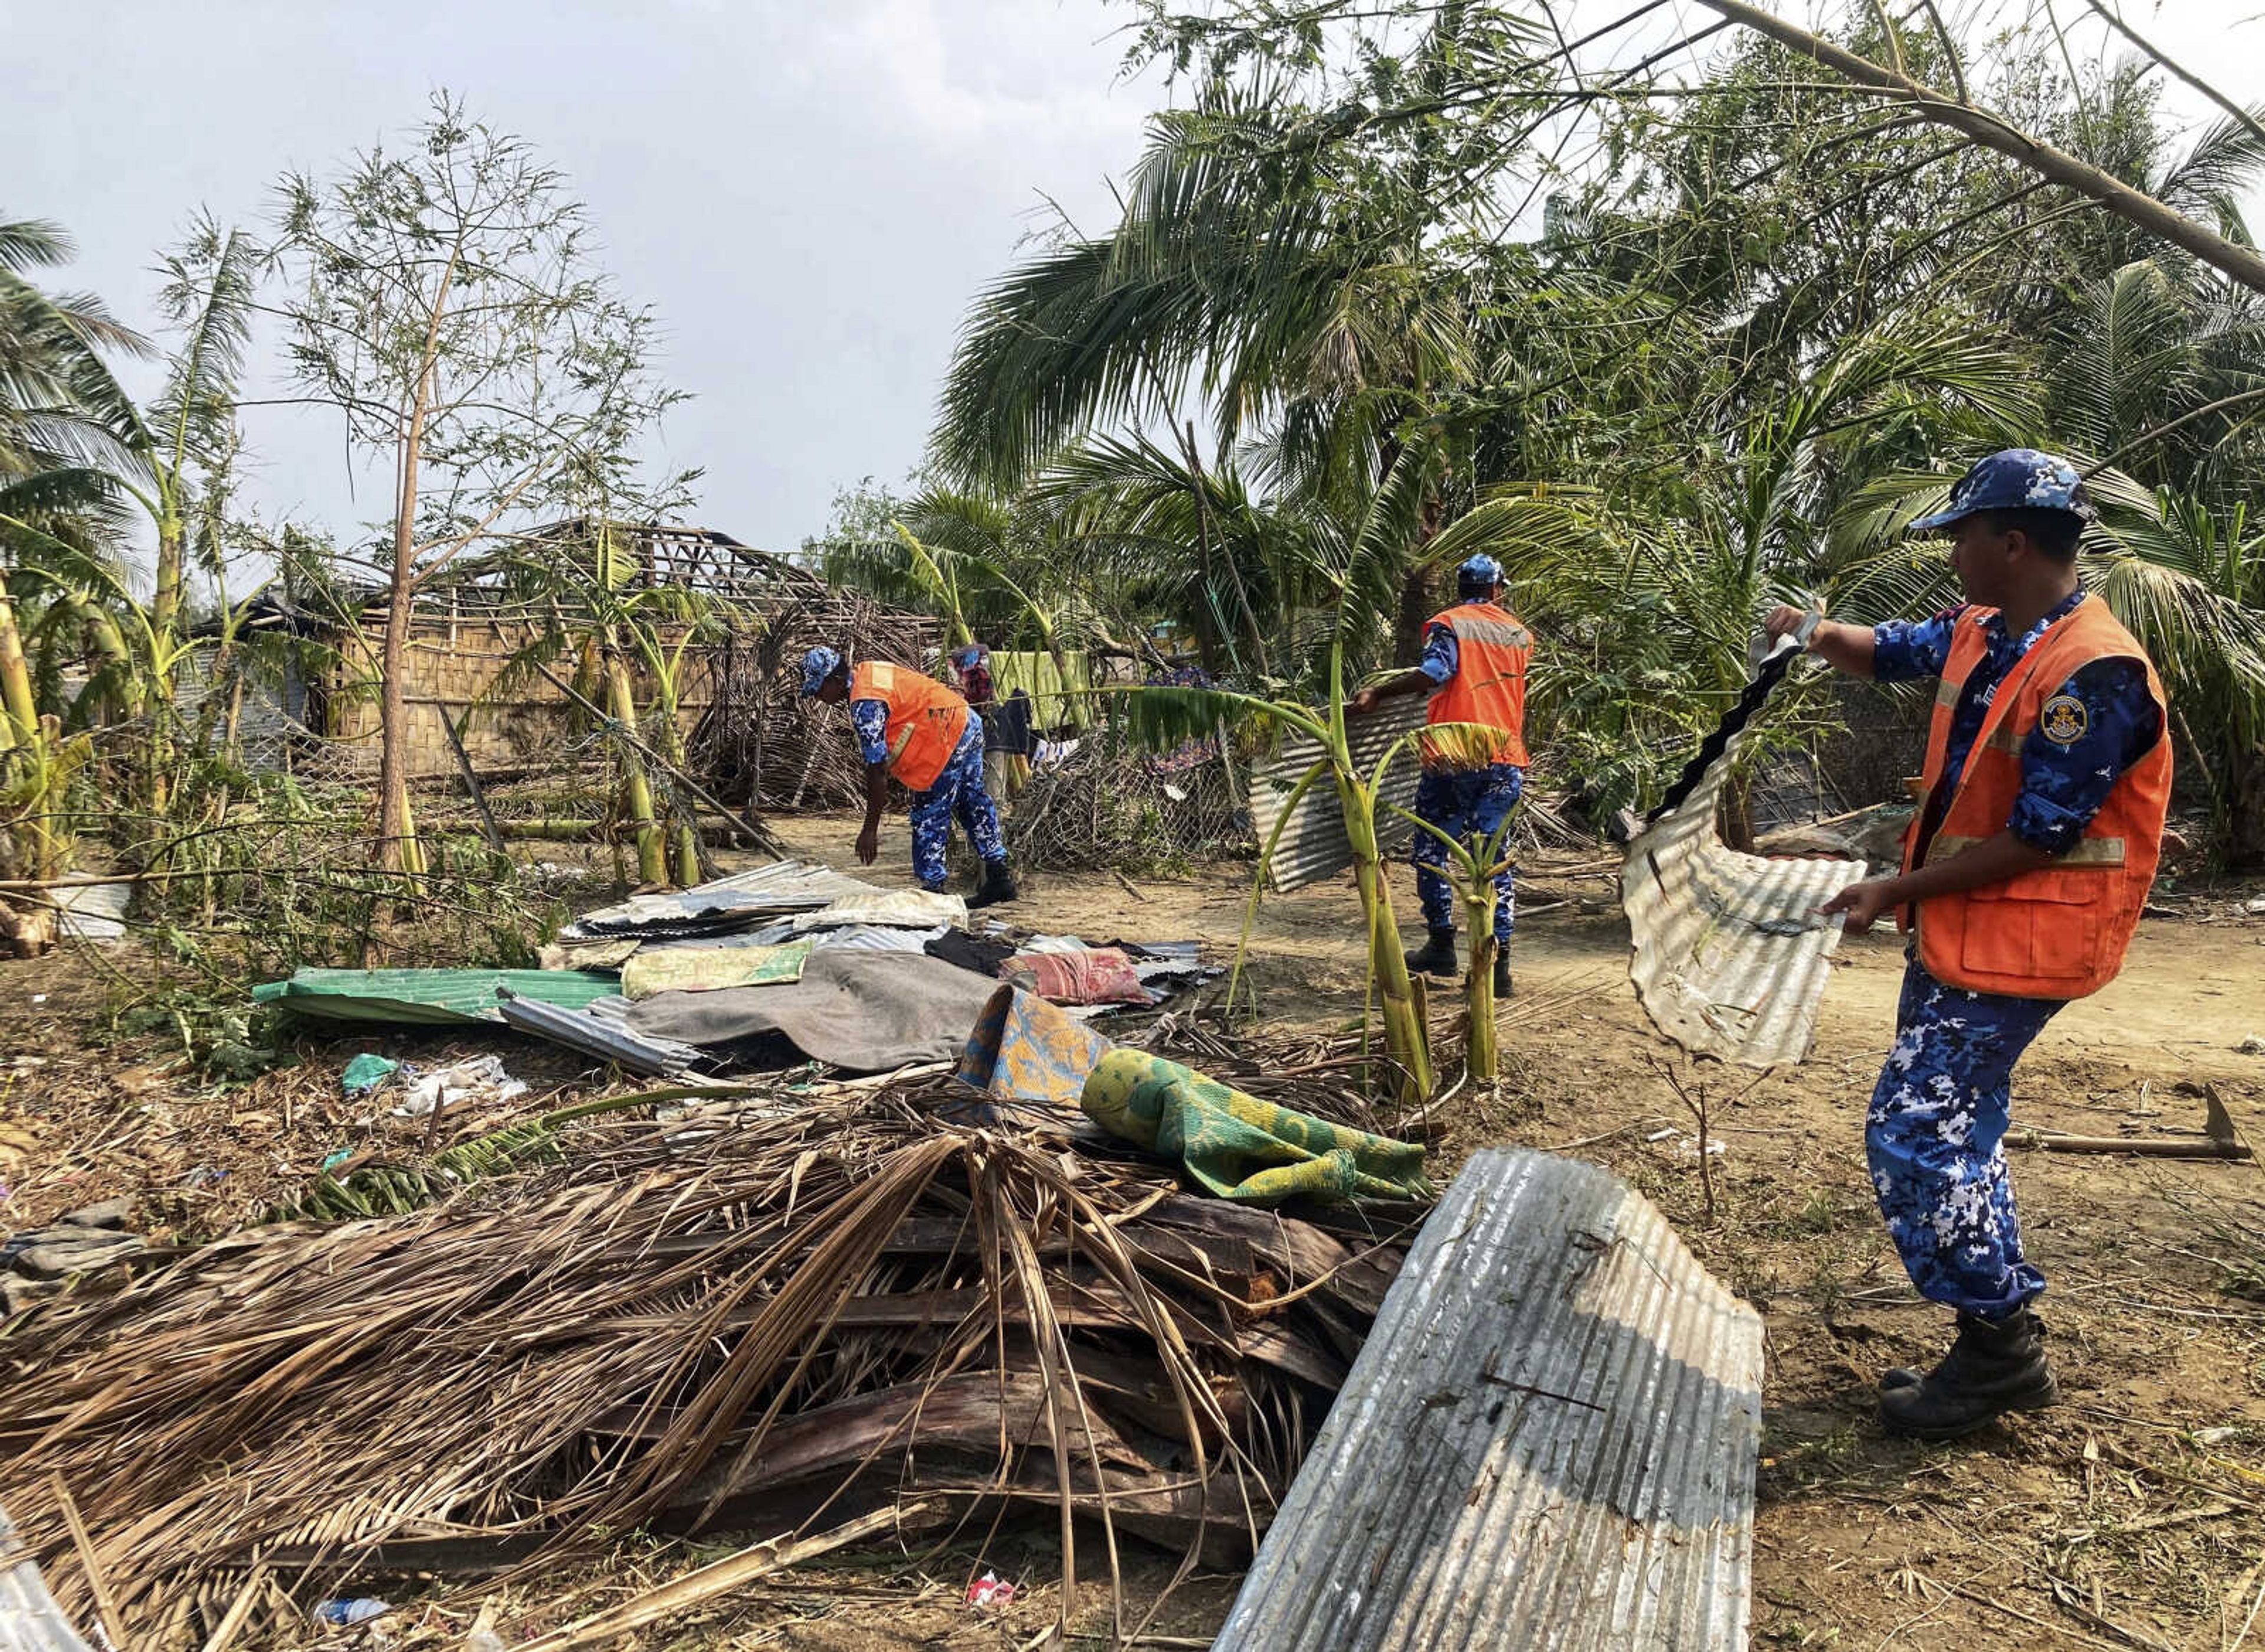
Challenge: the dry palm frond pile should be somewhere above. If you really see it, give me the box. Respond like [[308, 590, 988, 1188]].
[[687, 592, 937, 812], [0, 1082, 1417, 1648], [1005, 742, 1247, 875]]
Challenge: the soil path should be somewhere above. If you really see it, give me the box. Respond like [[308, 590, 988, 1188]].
[[763, 812, 2265, 1650]]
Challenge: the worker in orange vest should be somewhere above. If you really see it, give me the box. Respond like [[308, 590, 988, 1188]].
[[1350, 553, 1532, 999], [1764, 449, 2170, 1439], [800, 646, 1018, 907]]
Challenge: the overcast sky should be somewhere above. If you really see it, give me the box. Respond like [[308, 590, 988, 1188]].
[[6, 1, 2261, 563]]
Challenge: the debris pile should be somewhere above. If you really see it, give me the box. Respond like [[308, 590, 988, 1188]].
[[684, 595, 938, 812], [1003, 741, 1244, 873], [255, 861, 1220, 1079], [0, 1080, 1419, 1647]]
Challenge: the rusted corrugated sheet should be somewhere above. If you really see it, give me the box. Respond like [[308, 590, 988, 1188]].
[[0, 1503, 97, 1652], [1216, 1148, 1762, 1651], [1246, 698, 1427, 891], [1623, 641, 1864, 1066]]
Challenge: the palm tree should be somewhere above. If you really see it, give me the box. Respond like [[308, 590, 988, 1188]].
[[0, 217, 154, 879], [1483, 314, 2035, 838]]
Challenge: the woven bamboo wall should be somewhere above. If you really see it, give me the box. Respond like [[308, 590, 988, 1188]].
[[324, 618, 714, 780]]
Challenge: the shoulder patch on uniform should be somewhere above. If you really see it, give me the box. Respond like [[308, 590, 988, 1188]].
[[2039, 692, 2088, 745]]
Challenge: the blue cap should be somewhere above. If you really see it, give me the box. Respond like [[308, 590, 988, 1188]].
[[1457, 553, 1504, 586], [799, 645, 843, 696], [1909, 448, 2096, 534]]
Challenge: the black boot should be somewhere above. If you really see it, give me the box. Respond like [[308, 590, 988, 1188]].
[[1404, 928, 1458, 978], [1492, 951, 1513, 999], [1877, 1310, 2056, 1437], [968, 861, 1019, 909], [1880, 1308, 2050, 1392]]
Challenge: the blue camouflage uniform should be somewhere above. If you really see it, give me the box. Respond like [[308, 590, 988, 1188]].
[[1410, 607, 1521, 943], [1865, 588, 2162, 1319], [850, 697, 1006, 891]]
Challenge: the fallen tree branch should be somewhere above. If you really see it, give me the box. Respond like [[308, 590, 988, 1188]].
[[1693, 0, 2265, 294]]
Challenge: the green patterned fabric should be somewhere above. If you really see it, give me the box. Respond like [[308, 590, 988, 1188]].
[[1080, 1049, 1430, 1204], [620, 939, 813, 1000]]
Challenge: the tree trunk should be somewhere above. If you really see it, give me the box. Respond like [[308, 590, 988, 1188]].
[[2225, 737, 2265, 870], [0, 571, 60, 879], [604, 645, 668, 886], [1462, 884, 1498, 1082], [375, 250, 460, 879], [0, 570, 39, 745], [144, 518, 186, 817], [375, 557, 420, 876], [1340, 772, 1433, 1103], [1394, 565, 1436, 662]]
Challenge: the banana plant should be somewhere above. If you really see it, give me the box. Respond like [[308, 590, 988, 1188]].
[[1127, 434, 1578, 1101], [1386, 803, 1520, 1082]]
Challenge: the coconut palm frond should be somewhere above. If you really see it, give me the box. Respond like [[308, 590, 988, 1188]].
[[149, 216, 261, 477], [2153, 106, 2265, 242], [2052, 261, 2203, 456]]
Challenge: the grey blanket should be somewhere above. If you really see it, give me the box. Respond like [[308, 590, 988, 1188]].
[[621, 949, 1003, 1072]]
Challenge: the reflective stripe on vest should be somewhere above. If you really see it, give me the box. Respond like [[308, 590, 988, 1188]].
[[1899, 597, 2172, 999], [1421, 601, 1532, 770], [852, 660, 971, 793]]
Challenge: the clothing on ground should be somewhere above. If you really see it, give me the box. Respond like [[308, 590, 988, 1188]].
[[925, 929, 1019, 977], [956, 982, 1115, 1106], [619, 938, 812, 1000], [1000, 947, 1151, 1006], [1873, 592, 2164, 857], [907, 718, 1006, 890], [1412, 763, 1522, 941], [1080, 1049, 1432, 1204], [1867, 957, 2064, 1319], [622, 950, 1005, 1072]]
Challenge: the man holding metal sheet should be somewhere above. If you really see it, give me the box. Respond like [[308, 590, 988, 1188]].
[[1351, 553, 1532, 1000], [1764, 448, 2171, 1438], [800, 646, 1019, 908]]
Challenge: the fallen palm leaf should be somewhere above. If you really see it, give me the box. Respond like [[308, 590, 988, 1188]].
[[0, 1085, 1412, 1648]]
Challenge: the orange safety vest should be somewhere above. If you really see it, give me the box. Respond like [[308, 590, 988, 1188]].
[[1420, 600, 1532, 770], [850, 660, 970, 793], [1900, 595, 2171, 999]]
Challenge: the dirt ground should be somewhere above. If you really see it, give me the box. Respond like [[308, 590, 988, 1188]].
[[6, 810, 2264, 1649]]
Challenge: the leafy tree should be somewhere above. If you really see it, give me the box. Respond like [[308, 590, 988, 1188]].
[[270, 93, 686, 874]]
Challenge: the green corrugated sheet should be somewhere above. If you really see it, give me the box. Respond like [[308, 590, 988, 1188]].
[[252, 968, 623, 1025]]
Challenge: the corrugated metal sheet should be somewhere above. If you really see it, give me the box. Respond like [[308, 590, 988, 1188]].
[[1246, 698, 1426, 891], [252, 967, 623, 1024], [563, 861, 884, 941], [1217, 1148, 1762, 1651], [806, 924, 951, 953], [494, 993, 703, 1076], [1623, 641, 1864, 1066], [0, 1501, 97, 1652]]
